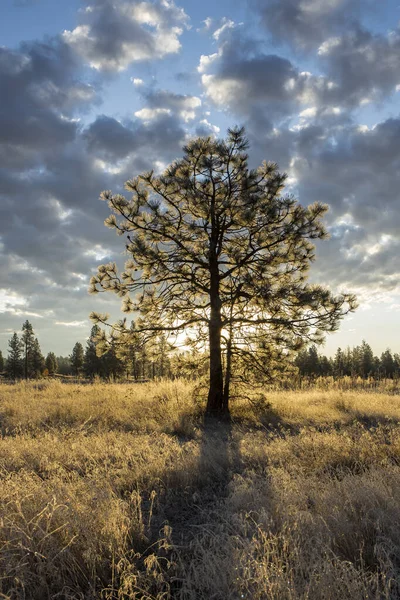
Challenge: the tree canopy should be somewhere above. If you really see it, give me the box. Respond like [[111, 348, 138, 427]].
[[90, 127, 356, 415]]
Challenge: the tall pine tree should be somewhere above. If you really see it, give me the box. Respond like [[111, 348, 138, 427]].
[[21, 320, 35, 379], [90, 128, 356, 415], [70, 342, 84, 376], [6, 333, 23, 379]]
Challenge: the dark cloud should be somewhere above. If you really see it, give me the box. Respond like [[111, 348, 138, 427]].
[[63, 0, 189, 71], [251, 0, 370, 51], [84, 116, 137, 160], [317, 28, 400, 106], [199, 29, 305, 122], [0, 23, 194, 355], [0, 39, 96, 151]]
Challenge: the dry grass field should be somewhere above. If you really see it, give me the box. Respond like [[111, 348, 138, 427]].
[[1, 380, 400, 599]]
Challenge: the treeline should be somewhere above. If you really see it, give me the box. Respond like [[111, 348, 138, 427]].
[[1, 321, 195, 381], [296, 341, 400, 379], [3, 322, 399, 383]]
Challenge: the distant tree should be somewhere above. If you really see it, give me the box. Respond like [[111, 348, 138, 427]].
[[359, 340, 374, 377], [70, 342, 84, 376], [56, 356, 73, 375], [83, 325, 103, 378], [381, 349, 396, 378], [103, 340, 125, 380], [31, 338, 45, 377], [373, 355, 381, 377], [0, 350, 4, 373], [21, 320, 35, 379], [155, 333, 172, 378], [6, 333, 23, 379], [45, 352, 58, 376], [295, 345, 321, 377], [333, 347, 345, 376], [319, 354, 332, 376], [123, 322, 144, 380], [394, 353, 400, 377], [170, 350, 208, 380], [90, 128, 356, 416]]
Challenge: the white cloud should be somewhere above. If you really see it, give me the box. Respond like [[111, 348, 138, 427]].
[[213, 18, 235, 41], [318, 36, 341, 55], [198, 119, 220, 134], [0, 289, 27, 312], [197, 52, 219, 73], [134, 107, 172, 121], [135, 92, 201, 122], [63, 0, 189, 72], [55, 320, 87, 327]]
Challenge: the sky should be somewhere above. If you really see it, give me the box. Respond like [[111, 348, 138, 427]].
[[1, 0, 400, 358]]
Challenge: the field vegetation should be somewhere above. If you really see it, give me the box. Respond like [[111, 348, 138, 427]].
[[0, 380, 400, 598]]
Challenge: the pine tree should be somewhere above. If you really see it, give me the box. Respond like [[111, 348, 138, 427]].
[[6, 333, 23, 379], [103, 340, 125, 380], [360, 340, 374, 377], [83, 325, 103, 378], [56, 356, 73, 375], [0, 350, 4, 374], [31, 338, 45, 378], [21, 320, 35, 379], [90, 128, 356, 415], [45, 352, 58, 376], [381, 349, 396, 378], [319, 355, 332, 376], [333, 347, 344, 376], [70, 342, 84, 376]]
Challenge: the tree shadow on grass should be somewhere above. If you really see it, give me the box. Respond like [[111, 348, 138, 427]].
[[147, 414, 244, 599]]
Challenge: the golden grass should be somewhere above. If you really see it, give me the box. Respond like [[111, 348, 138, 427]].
[[0, 380, 400, 598]]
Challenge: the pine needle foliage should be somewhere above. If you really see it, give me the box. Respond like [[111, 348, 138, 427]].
[[90, 127, 357, 415]]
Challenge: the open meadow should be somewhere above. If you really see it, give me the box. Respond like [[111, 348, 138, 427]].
[[1, 380, 400, 599]]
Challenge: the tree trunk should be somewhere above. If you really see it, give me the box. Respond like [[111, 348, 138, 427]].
[[206, 261, 225, 416], [206, 191, 227, 417], [222, 334, 232, 414]]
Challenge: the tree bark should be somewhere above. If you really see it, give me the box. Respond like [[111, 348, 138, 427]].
[[222, 333, 232, 414], [206, 258, 225, 416], [206, 305, 224, 415]]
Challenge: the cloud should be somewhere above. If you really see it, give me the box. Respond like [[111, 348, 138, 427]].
[[199, 28, 305, 123], [317, 28, 400, 106], [0, 27, 194, 354], [0, 39, 96, 153], [135, 89, 201, 122], [63, 0, 189, 71], [251, 0, 368, 51]]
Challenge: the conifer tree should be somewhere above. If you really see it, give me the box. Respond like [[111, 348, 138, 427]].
[[31, 338, 45, 377], [21, 320, 35, 379], [56, 356, 73, 375], [381, 349, 396, 378], [360, 340, 374, 377], [333, 347, 345, 376], [90, 128, 356, 415], [6, 333, 23, 379], [83, 325, 103, 378], [45, 352, 58, 376], [0, 350, 4, 373], [70, 342, 84, 376], [103, 340, 125, 380]]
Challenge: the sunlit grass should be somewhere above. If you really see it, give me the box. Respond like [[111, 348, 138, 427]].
[[0, 380, 400, 598]]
